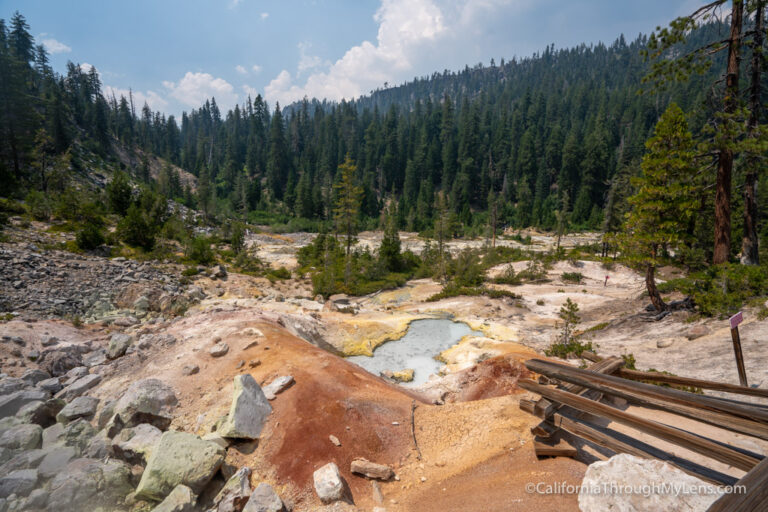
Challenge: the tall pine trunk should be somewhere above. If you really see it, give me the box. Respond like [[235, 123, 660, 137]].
[[714, 0, 743, 264], [742, 0, 763, 265], [645, 263, 666, 312]]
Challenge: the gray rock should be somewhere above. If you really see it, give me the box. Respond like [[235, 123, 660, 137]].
[[0, 450, 45, 476], [262, 376, 293, 400], [82, 430, 110, 459], [113, 316, 139, 327], [150, 484, 196, 512], [211, 265, 227, 279], [135, 431, 225, 501], [657, 338, 674, 348], [578, 454, 722, 512], [24, 488, 48, 509], [40, 337, 59, 347], [0, 380, 26, 396], [56, 396, 99, 424], [133, 296, 150, 313], [686, 325, 710, 340], [181, 365, 199, 376], [243, 483, 284, 512], [38, 349, 83, 377], [42, 419, 95, 453], [313, 462, 345, 503], [36, 378, 62, 394], [15, 399, 64, 427], [61, 367, 88, 385], [20, 370, 50, 387], [213, 466, 251, 512], [47, 458, 133, 511], [209, 343, 229, 358], [56, 374, 101, 401], [0, 391, 50, 419], [350, 458, 393, 480], [0, 424, 42, 451], [108, 379, 177, 435], [218, 375, 271, 439], [0, 469, 37, 498], [112, 423, 162, 464], [82, 349, 108, 367], [37, 446, 77, 479], [108, 334, 133, 359]]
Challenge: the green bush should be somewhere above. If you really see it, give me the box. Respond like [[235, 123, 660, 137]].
[[545, 339, 594, 359], [659, 263, 768, 317], [492, 265, 521, 285], [25, 190, 51, 220], [186, 236, 215, 265], [118, 204, 156, 250], [427, 285, 520, 302], [75, 223, 105, 250], [106, 172, 133, 216], [561, 272, 584, 284]]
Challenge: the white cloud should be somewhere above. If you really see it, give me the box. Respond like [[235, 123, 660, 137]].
[[252, 64, 262, 73], [264, 0, 533, 105], [162, 71, 238, 109], [79, 62, 94, 73], [297, 42, 328, 76], [104, 85, 169, 112], [260, 12, 269, 19], [229, 0, 243, 8], [242, 84, 260, 98], [235, 65, 248, 75], [41, 38, 71, 54]]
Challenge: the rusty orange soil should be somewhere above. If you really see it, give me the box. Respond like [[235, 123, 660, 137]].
[[90, 307, 585, 511]]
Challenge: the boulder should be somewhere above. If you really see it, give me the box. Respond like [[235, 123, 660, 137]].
[[0, 390, 50, 419], [313, 462, 345, 504], [56, 396, 99, 424], [181, 365, 199, 376], [0, 469, 37, 498], [37, 378, 62, 394], [47, 458, 133, 511], [243, 483, 284, 512], [657, 338, 674, 349], [218, 375, 271, 439], [134, 431, 225, 501], [262, 376, 293, 400], [350, 458, 394, 480], [16, 398, 64, 427], [686, 325, 710, 340], [213, 466, 251, 512], [42, 419, 96, 453], [0, 379, 26, 396], [578, 454, 723, 512], [37, 446, 77, 479], [20, 369, 50, 387], [25, 488, 48, 509], [0, 424, 42, 451], [112, 423, 162, 464], [108, 333, 133, 359], [150, 484, 196, 512], [211, 265, 227, 279], [209, 343, 230, 358], [0, 449, 45, 476], [57, 374, 101, 401], [109, 379, 177, 435], [38, 349, 83, 377]]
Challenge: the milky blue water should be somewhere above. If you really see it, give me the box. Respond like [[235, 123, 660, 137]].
[[346, 319, 482, 387]]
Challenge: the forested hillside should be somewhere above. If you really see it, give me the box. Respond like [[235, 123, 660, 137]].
[[0, 10, 765, 263]]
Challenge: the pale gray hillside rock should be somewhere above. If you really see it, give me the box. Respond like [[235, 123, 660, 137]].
[[134, 431, 225, 501], [150, 484, 196, 512], [0, 424, 42, 452], [16, 398, 64, 427], [0, 469, 37, 498], [209, 342, 230, 358], [350, 458, 394, 480], [107, 333, 133, 359], [108, 378, 177, 436], [56, 396, 99, 424], [313, 462, 345, 504], [578, 454, 723, 512], [262, 376, 293, 400], [20, 370, 50, 387], [213, 466, 251, 512], [36, 378, 62, 394], [112, 423, 162, 464], [243, 483, 284, 512], [46, 457, 133, 511], [0, 390, 49, 419], [56, 373, 101, 401], [218, 375, 271, 439], [37, 445, 77, 479]]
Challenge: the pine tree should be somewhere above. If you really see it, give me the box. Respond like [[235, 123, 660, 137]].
[[333, 155, 363, 283], [620, 104, 698, 311]]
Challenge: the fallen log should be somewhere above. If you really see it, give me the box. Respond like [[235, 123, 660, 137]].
[[518, 378, 762, 472], [534, 438, 577, 458]]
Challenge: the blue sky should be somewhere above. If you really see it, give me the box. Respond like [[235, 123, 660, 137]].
[[1, 0, 708, 117]]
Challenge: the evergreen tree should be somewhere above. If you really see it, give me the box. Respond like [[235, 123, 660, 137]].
[[333, 155, 363, 283]]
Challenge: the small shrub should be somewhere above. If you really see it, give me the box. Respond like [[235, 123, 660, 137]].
[[427, 285, 520, 302], [266, 266, 291, 282], [186, 236, 215, 265], [182, 266, 199, 277], [25, 190, 51, 220], [545, 339, 594, 359], [561, 272, 584, 284], [75, 223, 105, 250], [621, 353, 637, 370], [118, 204, 156, 251], [536, 299, 545, 306], [492, 265, 521, 285]]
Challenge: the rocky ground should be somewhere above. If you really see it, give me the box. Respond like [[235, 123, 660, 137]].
[[1, 223, 767, 511]]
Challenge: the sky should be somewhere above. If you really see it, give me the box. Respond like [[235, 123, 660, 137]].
[[0, 0, 710, 117]]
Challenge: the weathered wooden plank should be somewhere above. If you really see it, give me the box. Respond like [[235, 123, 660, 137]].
[[707, 456, 768, 511], [526, 359, 768, 424], [617, 368, 768, 399], [534, 437, 577, 458], [519, 378, 762, 472]]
